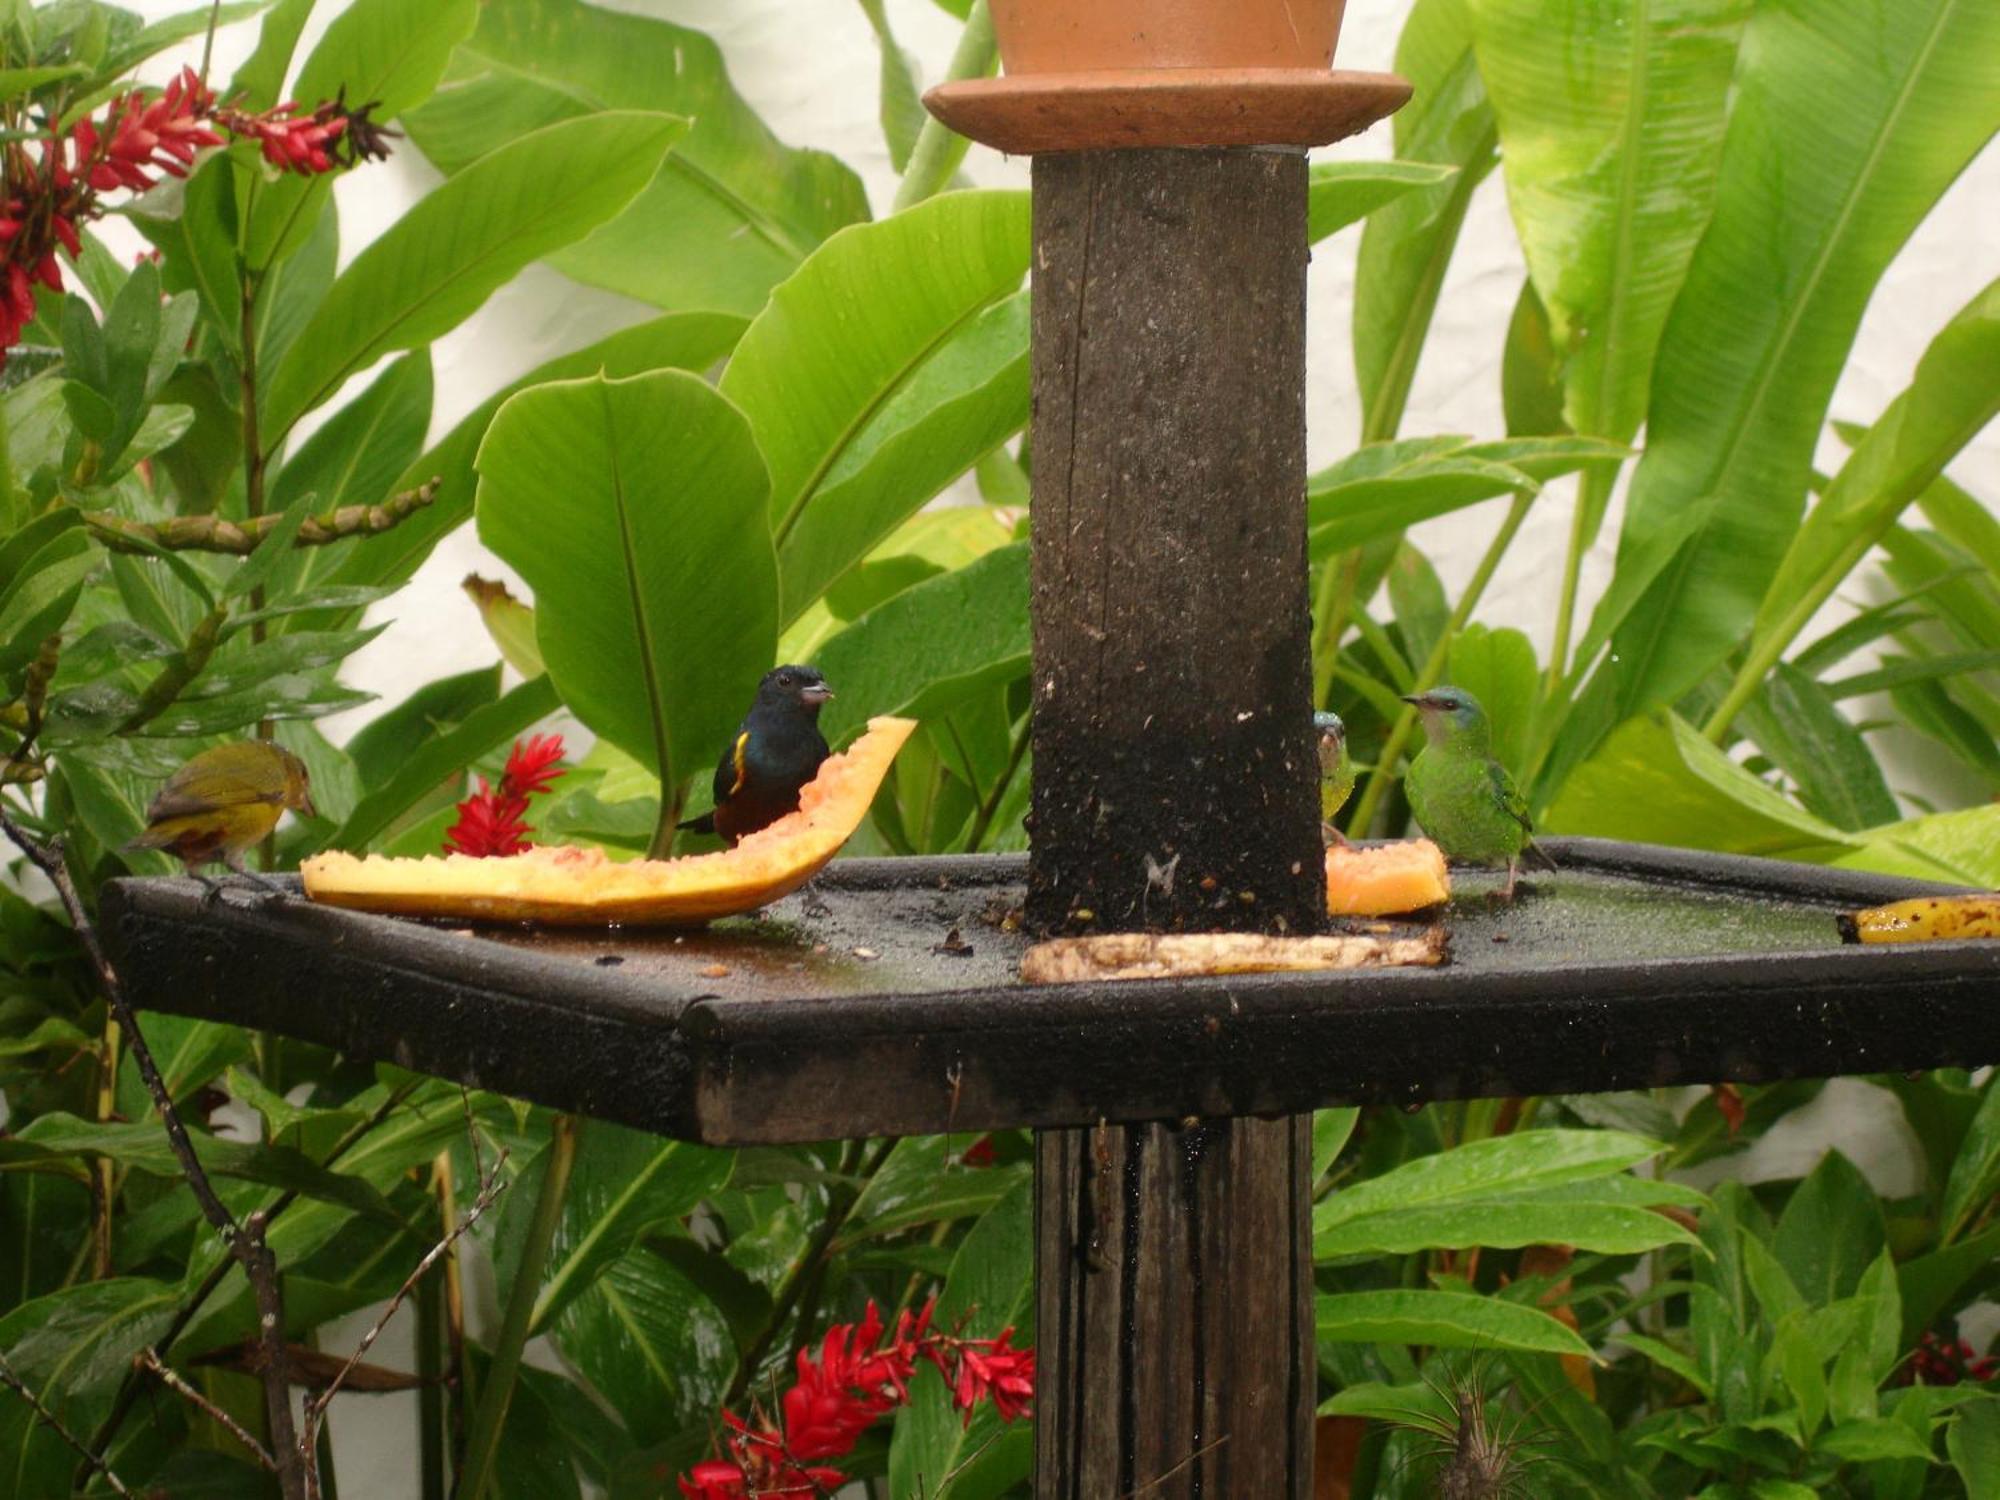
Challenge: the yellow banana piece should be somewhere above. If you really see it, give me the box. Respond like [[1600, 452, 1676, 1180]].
[[1837, 894, 2000, 945]]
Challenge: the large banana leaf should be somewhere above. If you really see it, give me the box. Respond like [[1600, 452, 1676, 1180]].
[[1470, 0, 1749, 450], [294, 312, 745, 616], [1352, 0, 1499, 443], [476, 372, 777, 846], [260, 112, 687, 446], [403, 0, 870, 317], [718, 190, 1031, 625], [1586, 0, 2000, 733]]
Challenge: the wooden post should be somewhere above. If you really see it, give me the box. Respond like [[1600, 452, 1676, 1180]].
[[1027, 149, 1320, 1498], [1024, 149, 1325, 937]]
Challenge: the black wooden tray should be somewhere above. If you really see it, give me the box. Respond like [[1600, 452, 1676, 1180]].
[[102, 839, 2000, 1145]]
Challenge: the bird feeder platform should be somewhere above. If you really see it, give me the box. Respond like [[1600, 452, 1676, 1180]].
[[103, 840, 2000, 1149]]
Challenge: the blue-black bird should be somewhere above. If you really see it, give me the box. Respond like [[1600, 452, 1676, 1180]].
[[679, 665, 833, 846]]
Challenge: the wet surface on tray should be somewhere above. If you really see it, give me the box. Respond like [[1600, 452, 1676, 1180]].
[[462, 850, 1851, 1003]]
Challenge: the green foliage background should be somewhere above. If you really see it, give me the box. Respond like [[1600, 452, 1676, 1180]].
[[0, 0, 1993, 1495]]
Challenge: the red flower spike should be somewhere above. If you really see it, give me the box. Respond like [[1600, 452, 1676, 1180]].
[[676, 1460, 747, 1500], [950, 1328, 1036, 1426], [442, 735, 567, 857]]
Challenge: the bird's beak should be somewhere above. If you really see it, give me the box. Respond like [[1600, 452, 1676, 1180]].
[[300, 791, 319, 819], [1400, 693, 1430, 709], [802, 684, 834, 705]]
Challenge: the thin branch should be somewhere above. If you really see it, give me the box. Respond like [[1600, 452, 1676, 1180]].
[[139, 1347, 276, 1472], [0, 811, 308, 1500], [0, 1352, 133, 1496], [85, 478, 441, 556], [1119, 1434, 1230, 1499], [300, 1149, 508, 1446]]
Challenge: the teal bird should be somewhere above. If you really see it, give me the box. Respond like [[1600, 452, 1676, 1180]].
[[1401, 687, 1553, 901], [1314, 711, 1356, 845]]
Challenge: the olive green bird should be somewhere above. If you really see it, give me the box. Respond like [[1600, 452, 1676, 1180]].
[[1401, 687, 1553, 901], [126, 740, 316, 896], [1314, 711, 1356, 845]]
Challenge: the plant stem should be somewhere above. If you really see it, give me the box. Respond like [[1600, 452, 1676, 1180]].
[[1345, 492, 1536, 836], [1311, 550, 1364, 707], [92, 1010, 119, 1278], [454, 1115, 580, 1500], [1546, 463, 1614, 698], [890, 1, 995, 213], [417, 1263, 447, 1500]]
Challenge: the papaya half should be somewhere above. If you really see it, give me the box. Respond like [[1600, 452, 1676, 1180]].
[[301, 715, 917, 926], [1324, 838, 1451, 917]]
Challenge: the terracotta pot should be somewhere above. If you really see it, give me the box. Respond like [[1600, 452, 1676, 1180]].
[[990, 0, 1346, 75]]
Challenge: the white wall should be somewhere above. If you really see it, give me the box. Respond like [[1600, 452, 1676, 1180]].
[[109, 4, 1997, 1493]]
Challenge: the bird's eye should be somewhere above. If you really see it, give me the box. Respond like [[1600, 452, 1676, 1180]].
[[777, 673, 793, 687]]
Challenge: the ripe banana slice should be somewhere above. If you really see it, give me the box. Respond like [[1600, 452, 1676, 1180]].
[[1837, 894, 2000, 945]]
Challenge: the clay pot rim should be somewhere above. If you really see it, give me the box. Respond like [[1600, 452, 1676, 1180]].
[[923, 68, 1411, 156]]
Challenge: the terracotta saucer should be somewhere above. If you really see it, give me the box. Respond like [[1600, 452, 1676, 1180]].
[[922, 68, 1411, 155]]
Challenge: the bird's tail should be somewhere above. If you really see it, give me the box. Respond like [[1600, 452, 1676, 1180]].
[[1525, 838, 1559, 873], [677, 811, 716, 835]]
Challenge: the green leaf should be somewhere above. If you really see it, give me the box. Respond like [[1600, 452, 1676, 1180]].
[[477, 372, 775, 831], [0, 1276, 178, 1407], [1738, 664, 1899, 833], [260, 111, 688, 443], [1, 1114, 398, 1224], [1949, 1397, 2000, 1497], [1743, 279, 2000, 693], [1501, 279, 1567, 438], [1821, 1418, 1936, 1463], [1353, 0, 1499, 442], [1307, 160, 1458, 242], [1314, 1129, 1663, 1238], [230, 0, 318, 109], [1313, 1108, 1360, 1183], [268, 350, 432, 528], [1470, 0, 1748, 449], [719, 190, 1030, 623], [334, 674, 559, 851], [1447, 625, 1539, 775], [1618, 1332, 1713, 1398], [550, 1245, 734, 1447], [1316, 1289, 1592, 1357], [239, 0, 479, 270], [1545, 710, 1859, 860], [297, 312, 744, 617], [1940, 1080, 2000, 1245], [888, 1178, 1035, 1500], [1590, 0, 2000, 730], [403, 0, 870, 316], [1317, 1193, 1698, 1259], [845, 1135, 1027, 1241], [855, 0, 927, 172], [815, 543, 1029, 750], [1775, 1151, 1885, 1307], [1830, 1253, 1903, 1424], [528, 1124, 730, 1335]]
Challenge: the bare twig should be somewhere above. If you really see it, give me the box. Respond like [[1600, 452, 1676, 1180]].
[[0, 1352, 133, 1496], [85, 478, 441, 556], [300, 1151, 508, 1447], [1120, 1434, 1230, 1499], [0, 810, 308, 1500], [139, 1347, 277, 1472], [1, 633, 59, 786]]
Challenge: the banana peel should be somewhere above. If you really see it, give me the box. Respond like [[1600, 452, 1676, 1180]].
[[1836, 893, 2000, 945]]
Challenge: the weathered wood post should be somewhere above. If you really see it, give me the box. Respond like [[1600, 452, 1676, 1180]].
[[929, 20, 1407, 1497]]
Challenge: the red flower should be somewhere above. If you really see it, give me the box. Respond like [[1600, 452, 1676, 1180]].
[[215, 101, 346, 176], [950, 1328, 1036, 1425], [443, 734, 567, 857], [959, 1134, 998, 1168], [677, 1460, 747, 1500], [1904, 1330, 1999, 1387]]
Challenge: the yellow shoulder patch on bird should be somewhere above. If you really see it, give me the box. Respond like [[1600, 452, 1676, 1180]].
[[727, 731, 750, 798]]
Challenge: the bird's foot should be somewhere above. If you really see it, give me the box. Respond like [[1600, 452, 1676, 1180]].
[[1321, 822, 1350, 849]]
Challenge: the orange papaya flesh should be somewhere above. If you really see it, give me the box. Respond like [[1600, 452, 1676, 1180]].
[[301, 716, 917, 926], [1324, 838, 1451, 917]]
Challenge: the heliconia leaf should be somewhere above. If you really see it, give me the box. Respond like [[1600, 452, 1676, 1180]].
[[719, 190, 1031, 625], [1587, 0, 2000, 730], [814, 543, 1029, 751], [476, 371, 777, 838], [1316, 1196, 1699, 1259], [1470, 0, 1749, 448], [1736, 664, 1899, 833], [404, 0, 870, 316], [1316, 1289, 1593, 1358], [294, 312, 746, 617], [260, 112, 688, 444], [1940, 1082, 2000, 1247], [1308, 160, 1458, 243], [1352, 0, 1499, 443]]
